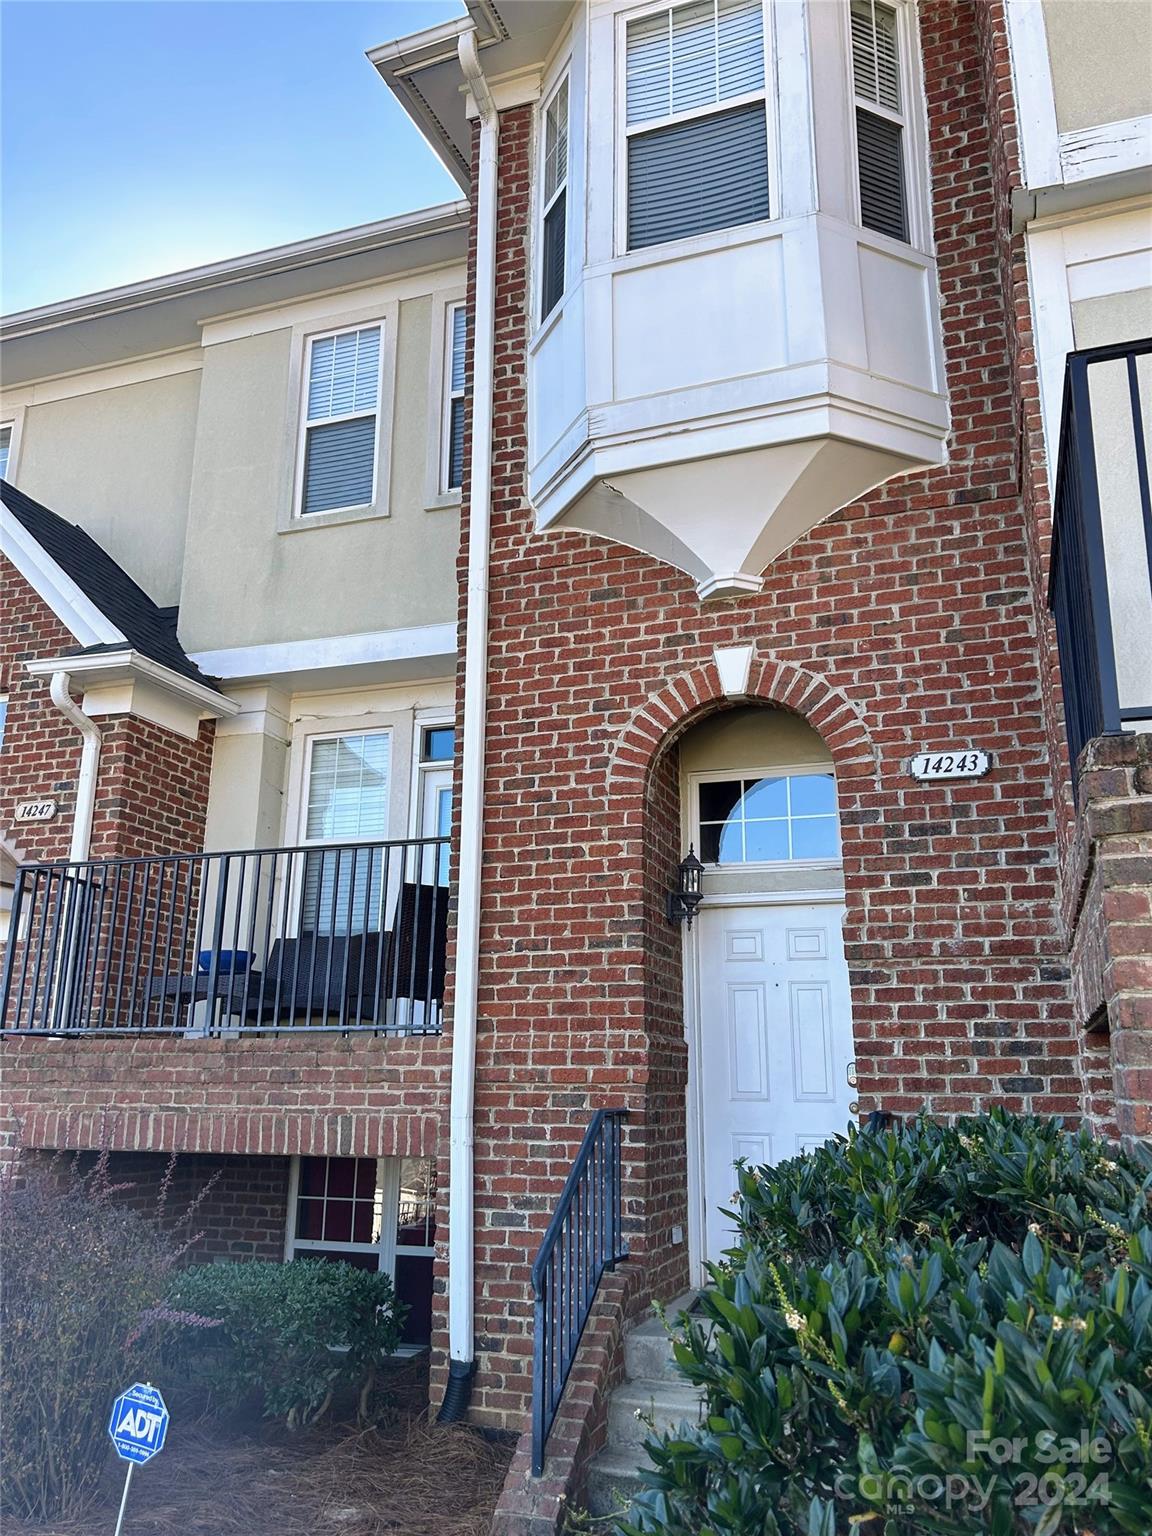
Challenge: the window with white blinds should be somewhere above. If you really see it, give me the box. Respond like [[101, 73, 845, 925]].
[[540, 74, 569, 321], [624, 0, 768, 251], [300, 731, 390, 934], [0, 424, 12, 481], [850, 0, 908, 243], [444, 304, 467, 492], [298, 324, 382, 516]]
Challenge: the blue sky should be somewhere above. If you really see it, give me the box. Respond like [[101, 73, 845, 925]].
[[1, 1, 464, 313]]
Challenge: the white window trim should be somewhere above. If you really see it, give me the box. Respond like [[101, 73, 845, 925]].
[[424, 289, 467, 510], [0, 406, 26, 484], [284, 1154, 436, 1269], [284, 1155, 397, 1270], [688, 764, 843, 873], [283, 707, 416, 852], [613, 0, 778, 258], [846, 0, 931, 253], [407, 707, 455, 838], [537, 69, 572, 323], [528, 51, 576, 350], [278, 298, 399, 534]]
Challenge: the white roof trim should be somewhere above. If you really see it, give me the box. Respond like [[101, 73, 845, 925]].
[[25, 650, 239, 719], [0, 503, 127, 649], [1, 202, 470, 337], [189, 623, 458, 682]]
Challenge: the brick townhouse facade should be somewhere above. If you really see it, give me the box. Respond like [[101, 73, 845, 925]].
[[2, 0, 1150, 1514]]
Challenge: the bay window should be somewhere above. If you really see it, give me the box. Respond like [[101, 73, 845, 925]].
[[540, 74, 570, 321], [624, 0, 768, 251], [850, 0, 909, 242]]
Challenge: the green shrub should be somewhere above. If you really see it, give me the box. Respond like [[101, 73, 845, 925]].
[[170, 1259, 406, 1428], [0, 1150, 217, 1523], [620, 1111, 1152, 1536]]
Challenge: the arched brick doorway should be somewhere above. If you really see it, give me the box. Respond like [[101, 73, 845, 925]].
[[632, 672, 876, 1282]]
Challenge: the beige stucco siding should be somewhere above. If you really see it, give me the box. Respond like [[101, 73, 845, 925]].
[[8, 370, 201, 606], [1042, 0, 1152, 134], [178, 295, 459, 654]]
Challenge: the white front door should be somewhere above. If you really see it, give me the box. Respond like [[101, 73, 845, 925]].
[[695, 901, 856, 1264]]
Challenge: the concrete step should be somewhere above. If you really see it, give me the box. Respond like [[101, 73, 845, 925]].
[[607, 1380, 705, 1449], [623, 1292, 700, 1384], [583, 1449, 650, 1519]]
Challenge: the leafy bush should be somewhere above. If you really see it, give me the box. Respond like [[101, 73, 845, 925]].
[[620, 1111, 1152, 1536], [170, 1259, 406, 1428], [0, 1150, 217, 1523]]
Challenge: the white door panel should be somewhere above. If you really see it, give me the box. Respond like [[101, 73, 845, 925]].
[[697, 902, 855, 1264]]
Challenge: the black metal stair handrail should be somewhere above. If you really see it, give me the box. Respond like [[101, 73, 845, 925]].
[[530, 1107, 628, 1477], [1048, 339, 1152, 786], [1, 835, 450, 1037]]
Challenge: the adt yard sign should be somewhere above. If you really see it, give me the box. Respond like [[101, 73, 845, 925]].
[[108, 1384, 169, 1535], [108, 1382, 169, 1464]]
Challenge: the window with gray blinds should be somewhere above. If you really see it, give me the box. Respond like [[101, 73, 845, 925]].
[[625, 0, 768, 251], [301, 731, 390, 934], [300, 325, 382, 516], [446, 304, 466, 492], [850, 0, 908, 242], [540, 75, 569, 321]]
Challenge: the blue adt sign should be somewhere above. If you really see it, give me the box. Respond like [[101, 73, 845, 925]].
[[108, 1383, 169, 1465]]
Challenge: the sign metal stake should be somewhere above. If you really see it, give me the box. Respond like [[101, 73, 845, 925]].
[[112, 1462, 134, 1536]]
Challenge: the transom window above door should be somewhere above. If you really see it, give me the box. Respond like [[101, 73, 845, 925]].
[[697, 772, 840, 863]]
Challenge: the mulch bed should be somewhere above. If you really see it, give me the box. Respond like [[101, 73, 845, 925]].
[[6, 1361, 515, 1536]]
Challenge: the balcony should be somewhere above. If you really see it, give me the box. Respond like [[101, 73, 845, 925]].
[[0, 836, 449, 1037], [1049, 339, 1152, 784]]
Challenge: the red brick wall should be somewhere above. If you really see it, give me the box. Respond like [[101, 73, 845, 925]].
[[1063, 735, 1152, 1138], [3, 1033, 446, 1163], [37, 1149, 293, 1263], [1, 557, 216, 864], [452, 0, 1083, 1428], [1, 556, 85, 864], [90, 714, 215, 860]]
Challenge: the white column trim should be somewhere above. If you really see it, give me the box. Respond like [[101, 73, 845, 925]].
[[1060, 115, 1152, 186], [1025, 224, 1074, 491], [1005, 0, 1061, 190]]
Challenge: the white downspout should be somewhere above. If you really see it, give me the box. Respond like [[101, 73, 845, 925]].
[[49, 672, 101, 862], [442, 25, 498, 1403]]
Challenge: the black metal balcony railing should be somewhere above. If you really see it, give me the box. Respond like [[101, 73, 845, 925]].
[[0, 836, 449, 1036], [531, 1108, 628, 1476], [1049, 339, 1152, 785]]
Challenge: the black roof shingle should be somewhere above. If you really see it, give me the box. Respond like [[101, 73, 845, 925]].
[[1, 480, 214, 688]]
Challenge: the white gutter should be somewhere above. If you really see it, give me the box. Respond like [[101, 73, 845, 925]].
[[444, 24, 498, 1391], [49, 673, 101, 862]]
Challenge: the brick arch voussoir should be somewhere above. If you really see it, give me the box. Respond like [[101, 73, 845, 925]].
[[607, 656, 878, 799]]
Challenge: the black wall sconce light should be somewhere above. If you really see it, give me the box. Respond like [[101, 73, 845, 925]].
[[666, 846, 704, 927]]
